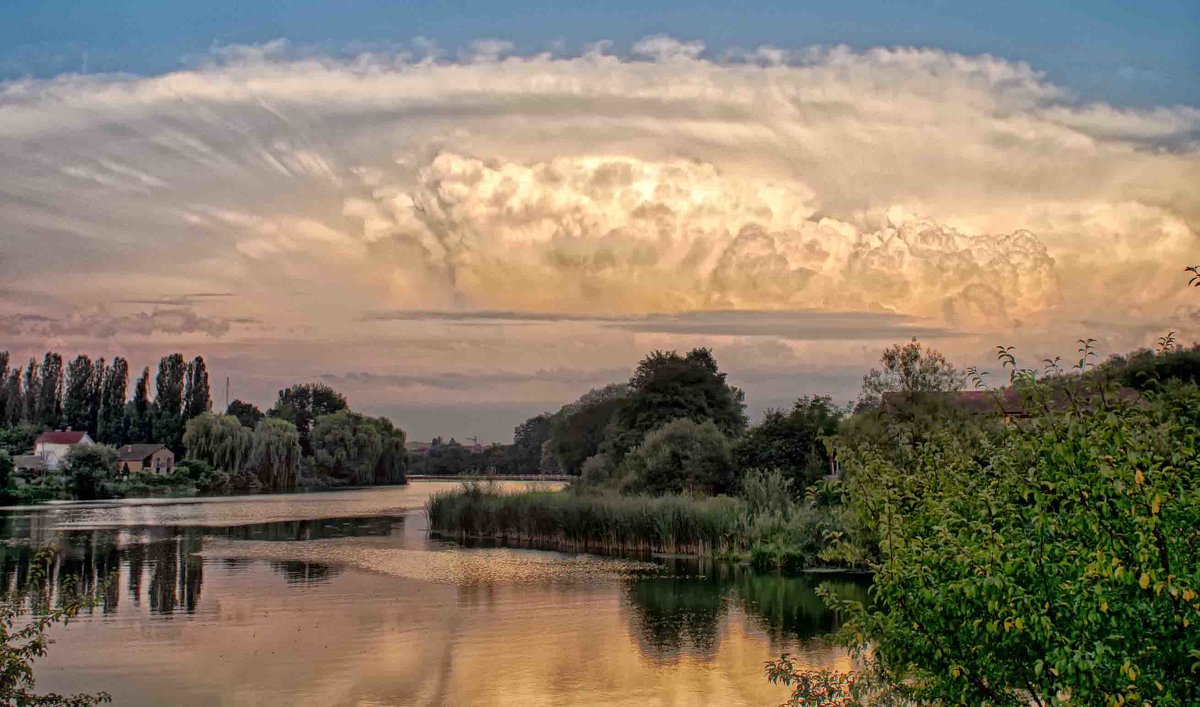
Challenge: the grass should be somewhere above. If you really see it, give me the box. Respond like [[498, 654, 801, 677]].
[[426, 480, 869, 570], [427, 482, 747, 556]]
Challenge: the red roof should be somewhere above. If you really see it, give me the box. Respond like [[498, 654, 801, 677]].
[[35, 430, 89, 445]]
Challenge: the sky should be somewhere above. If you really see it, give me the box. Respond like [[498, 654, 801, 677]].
[[1, 2, 1198, 442]]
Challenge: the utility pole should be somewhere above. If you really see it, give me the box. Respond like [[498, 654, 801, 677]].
[[225, 377, 230, 411]]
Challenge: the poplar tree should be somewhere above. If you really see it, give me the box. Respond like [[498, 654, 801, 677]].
[[62, 355, 95, 433], [21, 359, 39, 425], [153, 354, 187, 452], [97, 358, 128, 444], [36, 352, 63, 429], [183, 356, 211, 421]]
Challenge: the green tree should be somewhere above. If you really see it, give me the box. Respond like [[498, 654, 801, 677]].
[[248, 418, 302, 489], [607, 349, 745, 463], [225, 399, 264, 428], [0, 450, 12, 488], [623, 418, 734, 496], [63, 444, 117, 500], [547, 384, 630, 476], [510, 412, 553, 474], [0, 351, 9, 425], [733, 396, 843, 495], [858, 338, 963, 408], [183, 356, 211, 421], [183, 413, 252, 473], [35, 352, 63, 429], [2, 366, 20, 427], [20, 358, 39, 425], [0, 426, 38, 458], [152, 354, 187, 452], [62, 355, 96, 433], [96, 357, 128, 444], [125, 367, 154, 443], [828, 384, 1200, 705], [268, 383, 348, 455], [312, 410, 408, 485]]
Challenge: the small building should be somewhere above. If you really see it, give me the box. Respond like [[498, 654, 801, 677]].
[[116, 444, 176, 476], [33, 430, 94, 471], [12, 454, 48, 482]]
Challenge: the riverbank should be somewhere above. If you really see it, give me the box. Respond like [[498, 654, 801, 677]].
[[426, 483, 866, 572]]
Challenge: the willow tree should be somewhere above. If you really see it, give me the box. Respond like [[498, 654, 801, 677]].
[[249, 418, 302, 490], [183, 413, 252, 474]]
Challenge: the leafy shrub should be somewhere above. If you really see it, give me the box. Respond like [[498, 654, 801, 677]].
[[623, 418, 734, 496]]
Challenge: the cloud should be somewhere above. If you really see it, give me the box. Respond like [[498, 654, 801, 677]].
[[0, 37, 1196, 428], [321, 367, 629, 391], [365, 308, 955, 340], [0, 308, 240, 338]]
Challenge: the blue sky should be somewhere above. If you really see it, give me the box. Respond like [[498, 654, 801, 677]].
[[2, 0, 1197, 107]]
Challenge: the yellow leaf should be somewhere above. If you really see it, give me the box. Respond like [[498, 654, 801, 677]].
[[1135, 470, 1145, 485], [1151, 496, 1161, 515], [1139, 573, 1150, 590], [1100, 601, 1108, 613], [1184, 589, 1196, 602]]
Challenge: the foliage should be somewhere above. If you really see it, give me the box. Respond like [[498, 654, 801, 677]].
[[0, 450, 12, 488], [1103, 344, 1200, 393], [858, 338, 963, 408], [95, 358, 127, 444], [547, 387, 629, 476], [225, 399, 264, 429], [35, 353, 63, 430], [247, 418, 302, 490], [311, 410, 408, 485], [606, 349, 746, 462], [509, 412, 553, 474], [623, 418, 734, 496], [183, 413, 252, 473], [62, 444, 118, 501], [125, 367, 153, 444], [766, 654, 862, 707], [62, 355, 99, 435], [152, 353, 187, 453], [0, 425, 39, 458], [829, 382, 1200, 705], [0, 549, 111, 706], [268, 383, 348, 455], [734, 396, 843, 495], [182, 356, 211, 421], [739, 469, 795, 517]]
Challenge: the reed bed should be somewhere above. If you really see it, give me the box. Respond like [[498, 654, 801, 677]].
[[426, 483, 749, 556]]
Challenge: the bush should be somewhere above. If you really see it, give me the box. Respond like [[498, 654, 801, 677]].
[[832, 383, 1200, 705], [62, 444, 118, 500], [623, 418, 734, 496]]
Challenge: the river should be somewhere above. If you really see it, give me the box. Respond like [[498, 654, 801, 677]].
[[0, 481, 865, 706]]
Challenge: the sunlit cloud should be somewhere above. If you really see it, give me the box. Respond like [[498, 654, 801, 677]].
[[1, 37, 1196, 438]]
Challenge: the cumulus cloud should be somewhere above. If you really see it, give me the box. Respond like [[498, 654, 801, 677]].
[[0, 37, 1196, 430]]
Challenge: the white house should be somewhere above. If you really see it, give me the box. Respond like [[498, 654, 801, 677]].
[[33, 430, 94, 471]]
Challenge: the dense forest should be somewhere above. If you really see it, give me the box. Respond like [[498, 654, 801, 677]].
[[0, 351, 408, 499]]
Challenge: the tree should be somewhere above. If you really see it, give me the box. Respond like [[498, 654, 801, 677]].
[[125, 367, 153, 443], [96, 358, 128, 444], [226, 399, 264, 429], [86, 357, 106, 437], [268, 383, 348, 455], [183, 413, 252, 474], [1, 365, 20, 427], [510, 413, 553, 474], [0, 351, 8, 425], [35, 352, 63, 429], [153, 354, 187, 452], [62, 444, 117, 500], [547, 385, 630, 476], [829, 383, 1200, 705], [859, 338, 963, 408], [0, 450, 12, 488], [311, 411, 408, 485], [62, 355, 96, 433], [733, 396, 843, 494], [183, 356, 211, 421], [248, 418, 302, 489], [20, 358, 39, 425], [0, 426, 38, 458], [623, 418, 734, 496], [607, 349, 746, 463]]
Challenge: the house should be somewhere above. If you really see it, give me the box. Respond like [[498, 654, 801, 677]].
[[33, 430, 94, 471], [12, 455, 48, 482], [116, 444, 176, 476]]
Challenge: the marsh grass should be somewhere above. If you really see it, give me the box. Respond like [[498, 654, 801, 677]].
[[427, 482, 747, 556]]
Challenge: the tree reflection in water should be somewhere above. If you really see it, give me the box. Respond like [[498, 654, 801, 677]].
[[624, 557, 870, 663], [0, 514, 402, 615]]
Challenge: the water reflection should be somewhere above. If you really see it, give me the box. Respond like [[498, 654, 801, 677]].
[[0, 487, 863, 706], [0, 514, 401, 615], [624, 558, 870, 663]]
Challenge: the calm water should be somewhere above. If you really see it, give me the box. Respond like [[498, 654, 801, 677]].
[[0, 482, 866, 706]]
